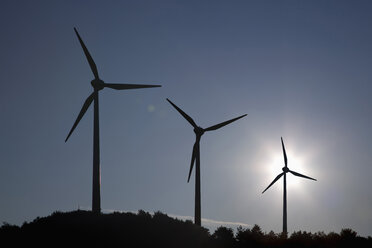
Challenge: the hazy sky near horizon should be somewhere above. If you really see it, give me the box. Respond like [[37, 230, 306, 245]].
[[1, 0, 372, 236]]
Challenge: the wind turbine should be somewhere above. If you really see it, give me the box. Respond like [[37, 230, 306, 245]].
[[262, 137, 316, 235], [65, 28, 161, 213], [167, 98, 247, 226]]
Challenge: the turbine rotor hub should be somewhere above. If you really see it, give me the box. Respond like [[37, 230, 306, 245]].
[[91, 79, 105, 90], [194, 126, 204, 136], [282, 167, 289, 173]]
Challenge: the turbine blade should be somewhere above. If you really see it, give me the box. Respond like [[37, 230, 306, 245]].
[[166, 98, 197, 128], [104, 83, 161, 90], [204, 114, 247, 131], [187, 142, 198, 183], [281, 137, 288, 167], [65, 92, 95, 142], [74, 27, 99, 79], [289, 170, 317, 181], [262, 172, 284, 194]]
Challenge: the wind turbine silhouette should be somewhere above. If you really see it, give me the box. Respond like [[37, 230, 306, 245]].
[[65, 28, 161, 213], [262, 137, 316, 235], [167, 98, 247, 226]]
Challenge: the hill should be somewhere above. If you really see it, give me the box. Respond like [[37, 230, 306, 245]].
[[0, 210, 371, 247]]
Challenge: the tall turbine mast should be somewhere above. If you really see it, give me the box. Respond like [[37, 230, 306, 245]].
[[167, 98, 246, 225], [65, 28, 161, 213], [262, 137, 316, 235]]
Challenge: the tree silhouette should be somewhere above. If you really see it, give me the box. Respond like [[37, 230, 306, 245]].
[[212, 226, 236, 248], [1, 211, 371, 248]]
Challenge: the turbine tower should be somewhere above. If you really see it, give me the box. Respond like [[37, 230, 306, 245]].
[[65, 28, 161, 213], [167, 98, 247, 226], [262, 137, 316, 235]]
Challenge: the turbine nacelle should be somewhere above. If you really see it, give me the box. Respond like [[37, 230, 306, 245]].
[[91, 79, 105, 90], [194, 126, 205, 136]]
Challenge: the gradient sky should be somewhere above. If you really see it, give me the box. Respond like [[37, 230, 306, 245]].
[[1, 0, 372, 236]]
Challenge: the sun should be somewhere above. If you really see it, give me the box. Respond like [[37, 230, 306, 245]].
[[264, 147, 308, 193]]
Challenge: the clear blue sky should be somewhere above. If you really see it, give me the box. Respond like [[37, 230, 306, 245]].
[[1, 0, 372, 236]]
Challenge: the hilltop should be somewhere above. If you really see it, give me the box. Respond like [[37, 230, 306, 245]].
[[0, 210, 371, 247], [0, 210, 210, 247]]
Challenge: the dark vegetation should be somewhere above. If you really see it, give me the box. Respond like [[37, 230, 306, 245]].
[[1, 210, 371, 247]]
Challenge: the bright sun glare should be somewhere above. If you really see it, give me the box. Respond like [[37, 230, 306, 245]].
[[265, 148, 309, 192]]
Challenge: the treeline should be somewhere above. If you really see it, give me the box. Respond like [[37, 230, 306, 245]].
[[213, 225, 371, 248], [0, 210, 371, 247]]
